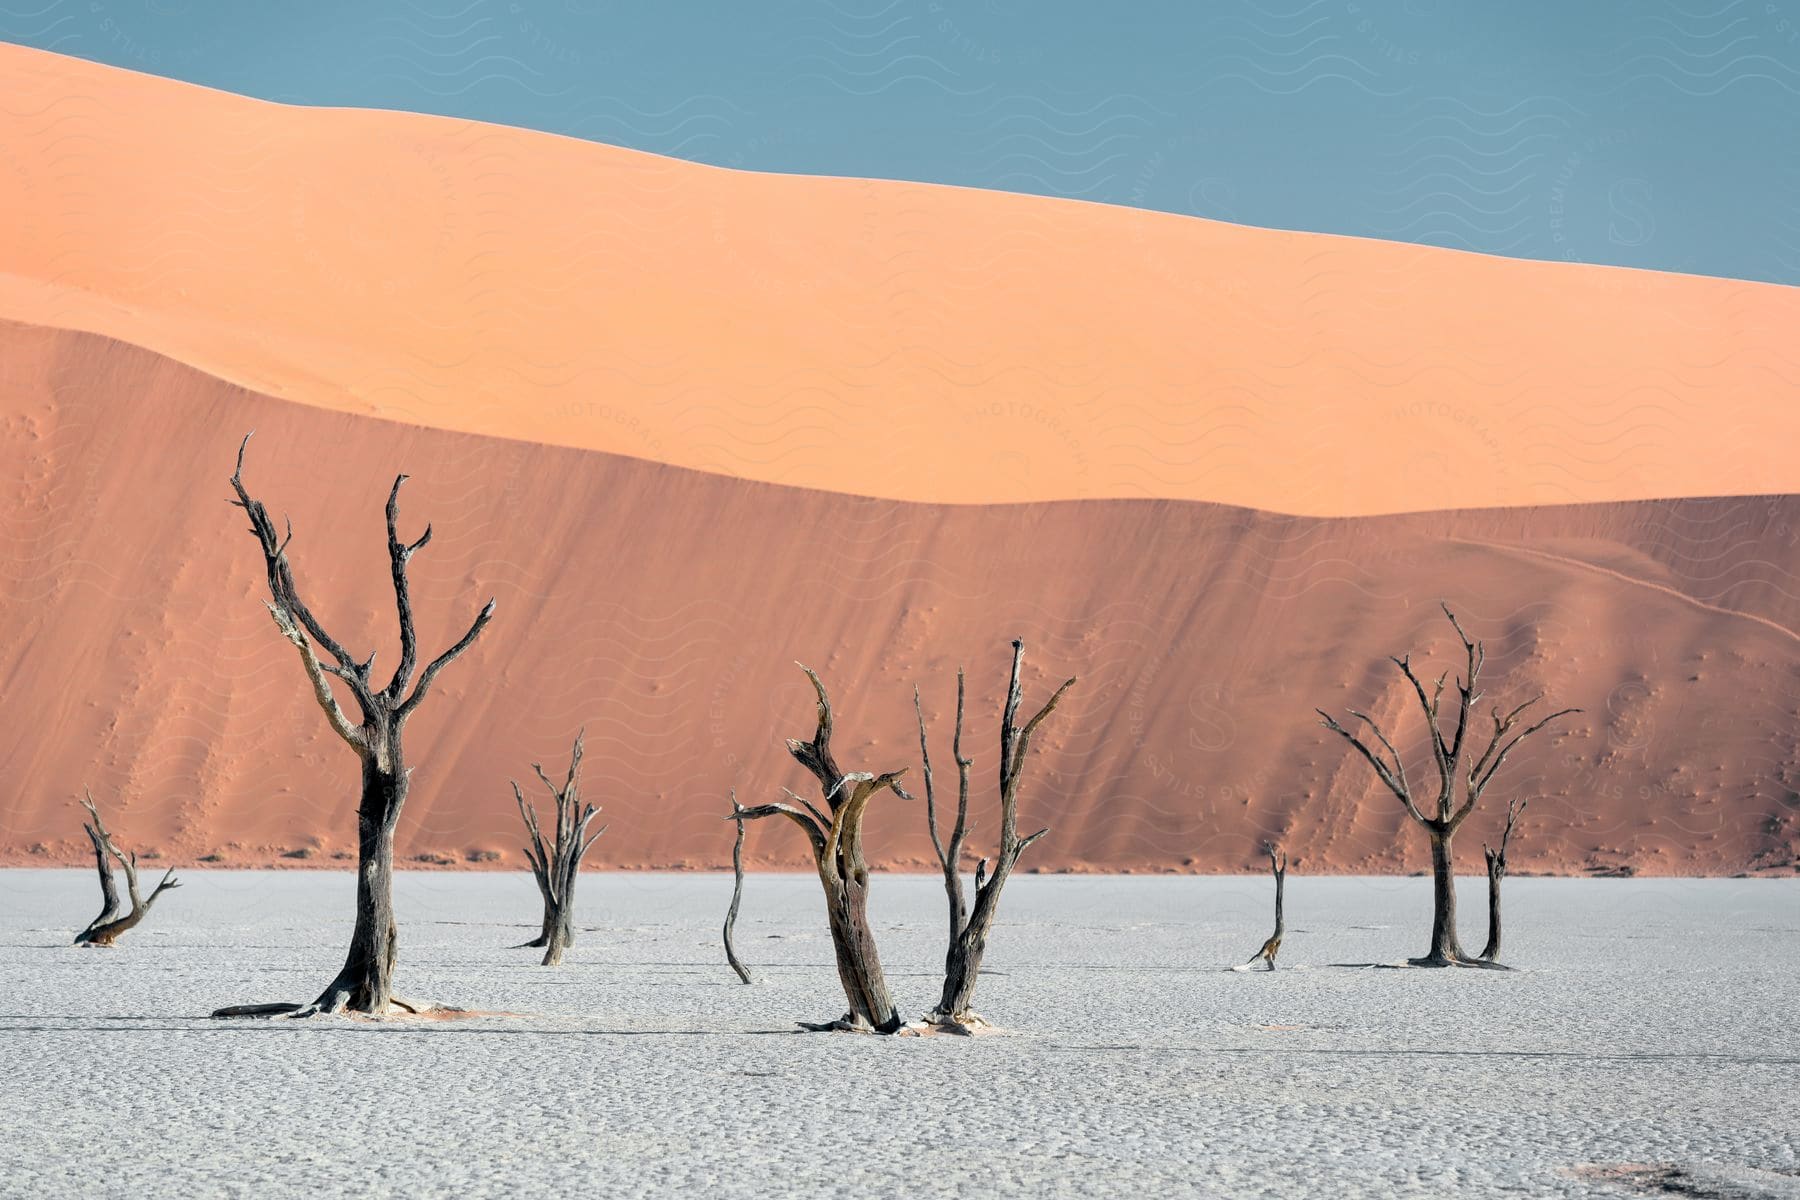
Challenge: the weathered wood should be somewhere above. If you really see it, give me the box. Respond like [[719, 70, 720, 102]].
[[514, 731, 604, 967], [214, 433, 494, 1016], [723, 791, 752, 984], [1317, 603, 1577, 967], [1480, 796, 1524, 961], [734, 664, 909, 1032], [916, 640, 1075, 1028], [74, 790, 180, 947], [1239, 843, 1287, 971]]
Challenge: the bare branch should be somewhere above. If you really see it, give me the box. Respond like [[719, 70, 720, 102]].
[[1318, 708, 1425, 824], [1463, 707, 1581, 818], [784, 662, 844, 803], [384, 474, 422, 698], [733, 799, 828, 859], [266, 604, 366, 749], [399, 599, 496, 718]]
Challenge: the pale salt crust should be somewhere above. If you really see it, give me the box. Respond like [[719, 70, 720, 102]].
[[0, 871, 1795, 1198]]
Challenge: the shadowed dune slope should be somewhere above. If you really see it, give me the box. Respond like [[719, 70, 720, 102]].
[[3, 323, 1796, 875], [3, 44, 1799, 515]]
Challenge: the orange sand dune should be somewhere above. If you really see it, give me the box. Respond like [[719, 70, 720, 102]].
[[3, 323, 1796, 876], [2, 44, 1798, 516]]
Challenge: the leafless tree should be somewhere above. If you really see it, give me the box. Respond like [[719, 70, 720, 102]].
[[213, 434, 494, 1016], [723, 790, 752, 985], [1235, 843, 1287, 971], [74, 790, 180, 946], [514, 731, 604, 967], [1317, 603, 1578, 967], [1480, 797, 1525, 962], [732, 665, 909, 1032], [914, 640, 1075, 1030]]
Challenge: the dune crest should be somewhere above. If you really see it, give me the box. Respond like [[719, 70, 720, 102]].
[[2, 44, 1798, 516]]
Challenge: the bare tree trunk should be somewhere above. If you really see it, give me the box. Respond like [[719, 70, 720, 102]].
[[1481, 853, 1502, 960], [732, 665, 909, 1032], [74, 790, 180, 947], [304, 764, 405, 1012], [213, 434, 493, 1017], [1237, 844, 1287, 970], [916, 641, 1075, 1029], [820, 873, 898, 1031], [1316, 603, 1578, 970], [724, 794, 751, 984], [1421, 825, 1465, 966], [1480, 797, 1524, 962], [514, 732, 603, 967]]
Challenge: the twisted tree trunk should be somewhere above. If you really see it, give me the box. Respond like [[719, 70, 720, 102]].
[[733, 665, 908, 1032], [1237, 844, 1287, 971], [724, 792, 751, 984], [1317, 603, 1577, 969], [514, 732, 603, 967], [1480, 797, 1524, 961], [74, 790, 180, 947], [213, 434, 493, 1017], [916, 641, 1075, 1029]]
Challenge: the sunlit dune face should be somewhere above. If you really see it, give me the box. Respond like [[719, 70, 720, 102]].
[[1, 42, 1798, 516]]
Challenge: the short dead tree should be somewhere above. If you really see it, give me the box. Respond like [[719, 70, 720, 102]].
[[513, 731, 605, 967], [1480, 797, 1525, 962], [723, 790, 752, 985], [732, 664, 909, 1032], [74, 790, 180, 946], [1317, 603, 1578, 967], [214, 434, 494, 1017], [913, 640, 1075, 1031], [1234, 843, 1287, 972]]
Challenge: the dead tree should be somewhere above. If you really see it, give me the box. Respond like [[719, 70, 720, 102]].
[[1318, 603, 1577, 967], [914, 640, 1075, 1029], [732, 665, 909, 1032], [74, 790, 180, 946], [1235, 843, 1287, 971], [1480, 797, 1524, 962], [513, 731, 604, 967], [723, 790, 752, 984], [214, 433, 493, 1016]]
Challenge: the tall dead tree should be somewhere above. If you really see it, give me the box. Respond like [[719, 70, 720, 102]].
[[723, 790, 752, 985], [1318, 603, 1577, 967], [914, 640, 1075, 1029], [74, 790, 180, 946], [1480, 796, 1524, 962], [1235, 843, 1287, 971], [216, 434, 493, 1016], [514, 731, 604, 967], [732, 665, 909, 1032]]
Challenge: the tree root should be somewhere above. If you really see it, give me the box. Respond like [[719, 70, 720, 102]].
[[794, 1010, 916, 1035], [909, 1010, 1007, 1036], [211, 996, 471, 1020], [1406, 953, 1512, 970]]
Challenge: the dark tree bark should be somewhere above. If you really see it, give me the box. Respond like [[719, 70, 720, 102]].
[[514, 731, 604, 967], [915, 640, 1075, 1030], [732, 665, 909, 1032], [213, 433, 494, 1017], [1480, 796, 1524, 962], [1318, 603, 1578, 967], [1237, 843, 1287, 971], [74, 790, 180, 946], [723, 790, 752, 985]]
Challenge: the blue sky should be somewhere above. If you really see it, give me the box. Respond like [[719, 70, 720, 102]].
[[6, 1, 1798, 284]]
